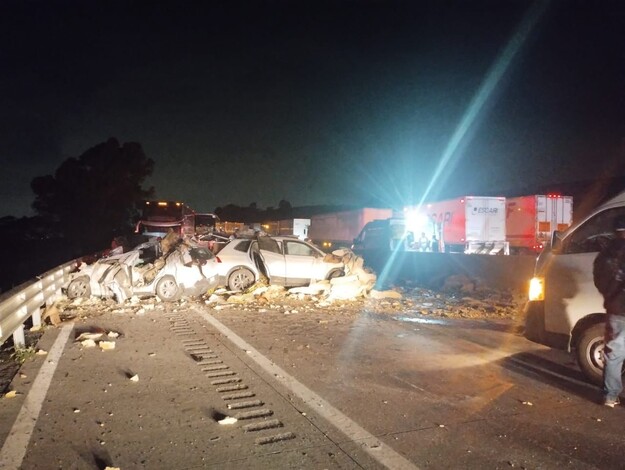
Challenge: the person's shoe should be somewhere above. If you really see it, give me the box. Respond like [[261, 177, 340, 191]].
[[604, 397, 620, 408]]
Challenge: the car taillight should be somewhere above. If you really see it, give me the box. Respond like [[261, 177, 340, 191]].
[[216, 256, 222, 263]]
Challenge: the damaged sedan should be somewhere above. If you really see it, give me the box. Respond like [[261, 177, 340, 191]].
[[64, 240, 219, 302], [215, 236, 345, 291]]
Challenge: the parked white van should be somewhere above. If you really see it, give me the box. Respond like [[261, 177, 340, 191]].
[[524, 190, 625, 384]]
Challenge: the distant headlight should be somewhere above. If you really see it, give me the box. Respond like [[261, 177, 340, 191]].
[[528, 277, 544, 301]]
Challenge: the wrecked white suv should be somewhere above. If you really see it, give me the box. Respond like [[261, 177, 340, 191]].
[[64, 240, 219, 302], [215, 236, 345, 291]]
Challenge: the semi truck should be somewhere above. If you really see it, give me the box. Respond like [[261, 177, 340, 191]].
[[410, 196, 508, 254], [308, 208, 393, 250], [353, 196, 508, 255], [506, 194, 573, 254]]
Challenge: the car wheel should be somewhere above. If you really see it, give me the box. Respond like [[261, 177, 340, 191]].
[[577, 323, 607, 385], [67, 277, 91, 299], [228, 268, 255, 292], [155, 275, 180, 302]]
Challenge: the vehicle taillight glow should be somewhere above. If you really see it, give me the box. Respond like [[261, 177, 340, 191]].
[[216, 256, 222, 263]]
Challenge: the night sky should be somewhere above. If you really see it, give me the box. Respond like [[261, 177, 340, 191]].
[[2, 0, 624, 218]]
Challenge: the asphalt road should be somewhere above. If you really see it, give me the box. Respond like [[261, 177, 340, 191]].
[[0, 302, 623, 469]]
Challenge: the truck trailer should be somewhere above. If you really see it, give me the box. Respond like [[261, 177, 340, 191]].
[[506, 195, 573, 254], [352, 196, 508, 255], [404, 196, 508, 254], [308, 208, 393, 250], [262, 218, 310, 240]]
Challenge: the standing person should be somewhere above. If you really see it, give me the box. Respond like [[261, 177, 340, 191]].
[[593, 215, 625, 407], [418, 232, 429, 252]]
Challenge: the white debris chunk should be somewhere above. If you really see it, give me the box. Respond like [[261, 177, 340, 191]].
[[81, 339, 97, 348], [218, 416, 238, 425], [107, 331, 120, 338], [5, 390, 18, 398], [36, 349, 48, 356], [99, 341, 116, 351], [368, 289, 403, 300], [129, 374, 139, 382], [76, 332, 103, 342]]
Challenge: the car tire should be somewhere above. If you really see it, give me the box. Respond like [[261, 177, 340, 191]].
[[228, 268, 255, 292], [67, 277, 91, 299], [155, 275, 180, 302], [577, 322, 606, 385]]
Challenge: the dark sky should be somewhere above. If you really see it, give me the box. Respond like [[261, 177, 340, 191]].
[[2, 0, 624, 217]]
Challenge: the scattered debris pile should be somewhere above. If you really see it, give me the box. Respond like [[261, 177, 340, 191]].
[[51, 249, 524, 325]]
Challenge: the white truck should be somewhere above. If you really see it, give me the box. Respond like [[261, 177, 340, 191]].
[[262, 218, 310, 240], [404, 196, 508, 254], [506, 195, 573, 254], [352, 196, 508, 255]]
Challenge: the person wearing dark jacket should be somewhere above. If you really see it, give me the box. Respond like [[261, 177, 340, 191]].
[[593, 215, 625, 407]]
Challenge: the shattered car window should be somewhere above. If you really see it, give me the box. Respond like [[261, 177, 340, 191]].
[[258, 237, 282, 254], [284, 241, 315, 257]]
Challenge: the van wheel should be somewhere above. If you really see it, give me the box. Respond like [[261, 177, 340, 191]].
[[155, 275, 180, 302], [67, 277, 91, 299], [577, 323, 606, 385], [228, 268, 255, 292]]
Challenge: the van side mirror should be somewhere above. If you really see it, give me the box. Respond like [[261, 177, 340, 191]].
[[551, 230, 563, 252]]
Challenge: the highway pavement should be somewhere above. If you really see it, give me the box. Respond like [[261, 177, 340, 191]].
[[1, 301, 624, 469]]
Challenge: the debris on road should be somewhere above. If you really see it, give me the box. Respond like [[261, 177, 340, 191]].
[[42, 302, 61, 326], [218, 416, 238, 425], [76, 332, 104, 342], [99, 341, 116, 351], [46, 249, 524, 325]]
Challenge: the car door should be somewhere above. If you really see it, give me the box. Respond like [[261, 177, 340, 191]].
[[256, 237, 287, 284], [282, 239, 318, 285]]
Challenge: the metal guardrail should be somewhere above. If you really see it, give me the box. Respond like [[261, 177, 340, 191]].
[[0, 260, 78, 347]]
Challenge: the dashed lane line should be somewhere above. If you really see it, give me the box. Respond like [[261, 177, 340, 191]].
[[0, 324, 74, 470], [196, 308, 419, 470]]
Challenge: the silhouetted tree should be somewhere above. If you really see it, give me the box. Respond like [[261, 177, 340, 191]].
[[31, 138, 154, 253], [277, 199, 292, 219]]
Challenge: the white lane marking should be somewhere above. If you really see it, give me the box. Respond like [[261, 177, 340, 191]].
[[197, 309, 418, 470], [0, 324, 73, 470]]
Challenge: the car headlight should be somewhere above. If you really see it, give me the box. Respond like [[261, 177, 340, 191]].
[[528, 277, 544, 301]]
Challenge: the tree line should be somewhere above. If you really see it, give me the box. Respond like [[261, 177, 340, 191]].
[[0, 138, 299, 291]]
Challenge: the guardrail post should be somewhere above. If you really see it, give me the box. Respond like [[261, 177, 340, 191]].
[[12, 325, 25, 348], [32, 307, 42, 328]]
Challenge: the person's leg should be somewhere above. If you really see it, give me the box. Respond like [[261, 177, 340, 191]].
[[603, 315, 625, 403]]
